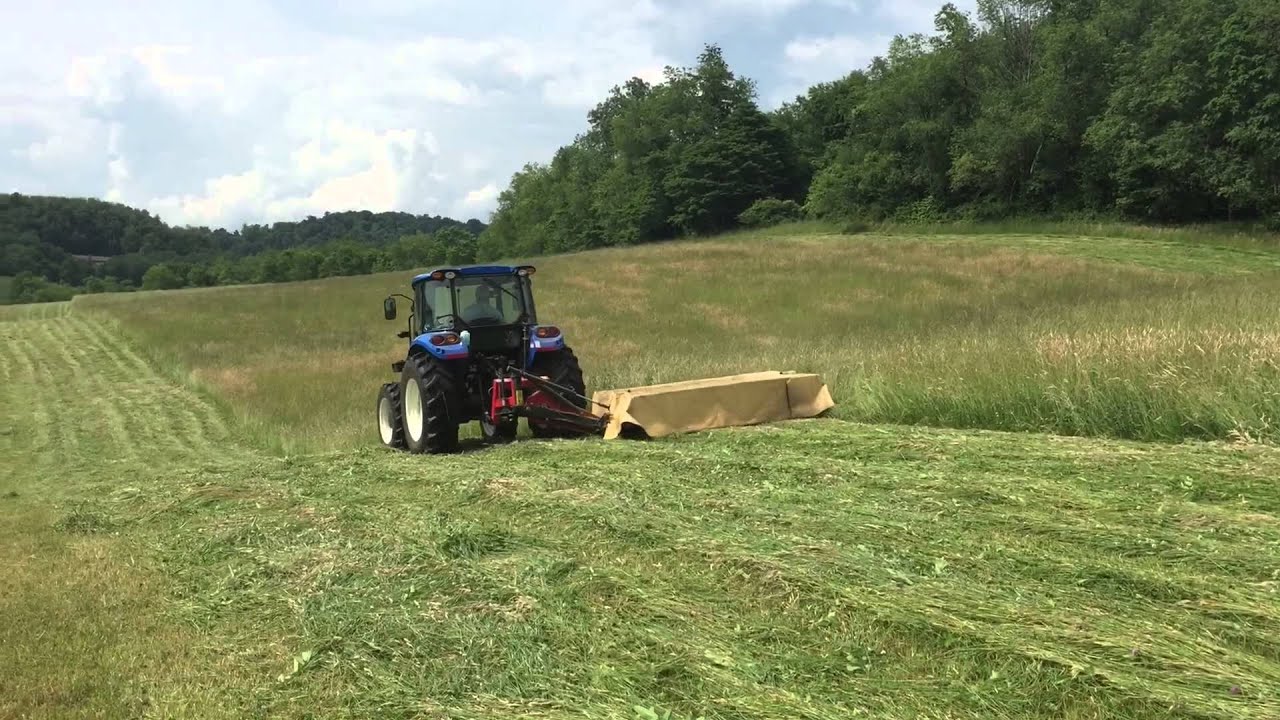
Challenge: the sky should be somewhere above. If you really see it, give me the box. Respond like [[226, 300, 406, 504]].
[[1, 0, 976, 230]]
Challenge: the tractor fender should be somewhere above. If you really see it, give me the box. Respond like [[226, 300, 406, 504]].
[[526, 326, 566, 367], [411, 332, 470, 361]]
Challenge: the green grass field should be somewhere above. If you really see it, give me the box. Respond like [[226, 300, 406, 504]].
[[4, 226, 1280, 719], [76, 225, 1280, 454]]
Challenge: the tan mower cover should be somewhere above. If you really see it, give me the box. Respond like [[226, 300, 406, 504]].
[[591, 370, 835, 440]]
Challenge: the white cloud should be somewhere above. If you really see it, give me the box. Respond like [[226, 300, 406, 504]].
[[872, 0, 978, 30], [0, 0, 686, 228], [24, 115, 105, 167], [105, 123, 130, 202], [460, 183, 500, 212], [770, 0, 980, 106], [1, 0, 971, 229], [707, 0, 860, 13], [127, 45, 227, 103], [147, 122, 443, 228], [709, 0, 811, 12], [784, 34, 886, 67], [770, 34, 888, 106], [148, 169, 265, 227]]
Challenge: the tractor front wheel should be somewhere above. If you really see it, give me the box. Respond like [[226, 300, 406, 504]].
[[400, 354, 460, 454], [377, 382, 406, 450]]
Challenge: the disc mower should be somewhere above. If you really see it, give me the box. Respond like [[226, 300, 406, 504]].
[[376, 264, 837, 453]]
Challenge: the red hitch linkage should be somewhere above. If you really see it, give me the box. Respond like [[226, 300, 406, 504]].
[[488, 369, 609, 436], [490, 376, 519, 423]]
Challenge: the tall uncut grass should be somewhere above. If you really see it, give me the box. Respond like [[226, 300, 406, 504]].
[[78, 227, 1280, 453]]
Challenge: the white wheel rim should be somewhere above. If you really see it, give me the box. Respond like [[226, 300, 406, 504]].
[[378, 396, 394, 444], [404, 380, 424, 442]]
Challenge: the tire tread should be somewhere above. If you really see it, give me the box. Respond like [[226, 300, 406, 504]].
[[378, 382, 407, 450], [528, 345, 588, 439], [401, 354, 461, 454]]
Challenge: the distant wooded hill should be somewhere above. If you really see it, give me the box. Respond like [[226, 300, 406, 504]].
[[7, 0, 1278, 304], [1, 193, 485, 303]]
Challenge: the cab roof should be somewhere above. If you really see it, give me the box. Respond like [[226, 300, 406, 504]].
[[410, 264, 534, 285]]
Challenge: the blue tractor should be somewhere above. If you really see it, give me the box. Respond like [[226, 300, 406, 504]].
[[376, 264, 603, 453]]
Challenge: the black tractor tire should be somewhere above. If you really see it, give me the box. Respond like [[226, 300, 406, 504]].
[[528, 345, 589, 439], [376, 382, 406, 450], [399, 354, 460, 454]]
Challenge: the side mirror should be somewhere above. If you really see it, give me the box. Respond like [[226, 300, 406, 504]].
[[383, 296, 397, 320]]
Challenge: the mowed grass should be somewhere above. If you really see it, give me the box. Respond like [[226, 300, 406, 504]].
[[0, 298, 70, 321], [77, 226, 1280, 454], [0, 314, 260, 719], [2, 313, 1278, 718]]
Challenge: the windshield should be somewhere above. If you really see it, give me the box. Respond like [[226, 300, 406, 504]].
[[419, 274, 529, 331], [454, 274, 528, 326]]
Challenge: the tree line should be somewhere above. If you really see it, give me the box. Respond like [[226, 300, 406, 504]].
[[6, 0, 1277, 303], [1, 194, 485, 303], [474, 0, 1279, 261]]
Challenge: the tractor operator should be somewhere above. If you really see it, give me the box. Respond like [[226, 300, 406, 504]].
[[461, 285, 500, 323]]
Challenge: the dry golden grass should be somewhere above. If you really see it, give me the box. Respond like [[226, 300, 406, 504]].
[[1036, 327, 1280, 366], [74, 228, 1280, 452]]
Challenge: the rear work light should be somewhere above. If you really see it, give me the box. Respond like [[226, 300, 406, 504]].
[[535, 326, 560, 338], [430, 333, 461, 346]]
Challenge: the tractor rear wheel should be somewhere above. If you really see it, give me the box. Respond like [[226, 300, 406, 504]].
[[377, 382, 406, 450], [400, 354, 460, 454], [528, 345, 588, 439]]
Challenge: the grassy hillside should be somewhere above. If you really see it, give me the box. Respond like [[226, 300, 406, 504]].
[[77, 225, 1280, 455], [3, 311, 1278, 719], [0, 298, 71, 321]]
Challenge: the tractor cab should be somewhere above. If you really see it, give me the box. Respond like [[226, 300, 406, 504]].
[[383, 264, 544, 361], [410, 264, 537, 333]]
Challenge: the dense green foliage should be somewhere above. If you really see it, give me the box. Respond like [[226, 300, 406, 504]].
[[738, 198, 804, 227], [7, 0, 1278, 304], [1, 193, 484, 303], [477, 0, 1280, 260], [477, 46, 806, 259]]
